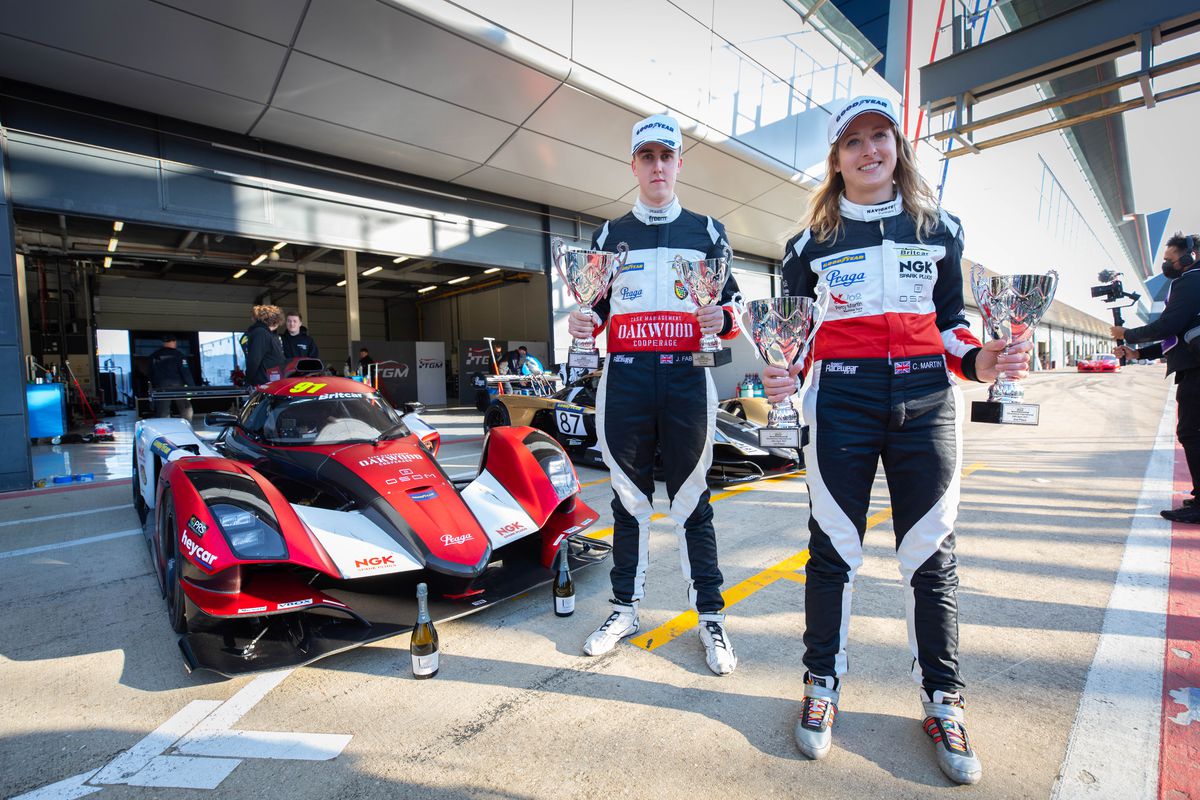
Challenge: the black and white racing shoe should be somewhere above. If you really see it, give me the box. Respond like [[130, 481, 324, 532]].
[[921, 689, 982, 785], [697, 613, 737, 675], [794, 672, 839, 760], [582, 600, 639, 656]]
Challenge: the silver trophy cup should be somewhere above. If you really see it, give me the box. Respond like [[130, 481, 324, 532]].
[[740, 288, 829, 448], [970, 265, 1059, 425], [552, 237, 628, 369], [674, 247, 733, 367]]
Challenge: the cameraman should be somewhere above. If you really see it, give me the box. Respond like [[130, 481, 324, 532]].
[[1112, 232, 1200, 521]]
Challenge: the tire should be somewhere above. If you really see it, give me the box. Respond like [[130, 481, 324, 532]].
[[474, 389, 490, 412], [131, 441, 148, 525], [483, 402, 511, 431], [161, 495, 188, 634]]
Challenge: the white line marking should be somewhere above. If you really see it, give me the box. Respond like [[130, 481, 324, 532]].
[[1051, 393, 1174, 800], [0, 504, 131, 527], [178, 669, 351, 761], [124, 755, 241, 789], [10, 770, 101, 800], [0, 528, 141, 560], [91, 700, 224, 784]]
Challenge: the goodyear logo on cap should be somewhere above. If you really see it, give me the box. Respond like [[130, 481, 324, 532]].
[[618, 262, 644, 274]]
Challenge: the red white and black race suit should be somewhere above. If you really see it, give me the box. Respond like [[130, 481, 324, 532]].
[[589, 196, 740, 613], [781, 194, 983, 693]]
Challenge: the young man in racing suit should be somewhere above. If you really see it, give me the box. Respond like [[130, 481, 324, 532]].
[[567, 113, 741, 676], [761, 96, 1032, 783]]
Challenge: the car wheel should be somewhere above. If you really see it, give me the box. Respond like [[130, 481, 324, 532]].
[[474, 389, 490, 412], [161, 496, 188, 634], [483, 403, 511, 431], [131, 441, 148, 525]]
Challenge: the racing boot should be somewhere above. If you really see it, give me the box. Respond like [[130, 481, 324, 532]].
[[582, 600, 639, 656], [697, 613, 737, 676], [921, 689, 982, 785], [794, 672, 839, 760]]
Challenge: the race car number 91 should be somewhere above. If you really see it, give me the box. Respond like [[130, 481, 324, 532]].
[[556, 410, 585, 436]]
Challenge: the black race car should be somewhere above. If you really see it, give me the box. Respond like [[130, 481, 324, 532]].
[[483, 371, 802, 485]]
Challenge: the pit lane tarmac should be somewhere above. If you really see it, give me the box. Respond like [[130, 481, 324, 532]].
[[1, 367, 1196, 800]]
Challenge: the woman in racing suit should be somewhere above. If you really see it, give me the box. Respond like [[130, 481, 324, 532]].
[[761, 96, 1032, 785]]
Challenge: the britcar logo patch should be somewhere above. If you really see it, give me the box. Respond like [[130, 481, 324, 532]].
[[187, 515, 208, 537]]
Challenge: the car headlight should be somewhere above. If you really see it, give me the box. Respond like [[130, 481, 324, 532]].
[[210, 502, 287, 560], [541, 451, 579, 501]]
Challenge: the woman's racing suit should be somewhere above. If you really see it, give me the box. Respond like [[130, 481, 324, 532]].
[[781, 193, 983, 693]]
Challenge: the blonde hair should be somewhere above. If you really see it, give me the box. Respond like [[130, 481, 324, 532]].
[[252, 304, 283, 327], [804, 122, 941, 243]]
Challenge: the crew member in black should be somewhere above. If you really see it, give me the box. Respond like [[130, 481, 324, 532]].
[[568, 113, 740, 676], [1114, 232, 1200, 521], [240, 305, 286, 386], [281, 311, 320, 361], [357, 347, 375, 376], [149, 334, 194, 422]]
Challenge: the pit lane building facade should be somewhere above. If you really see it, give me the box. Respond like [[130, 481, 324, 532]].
[[0, 0, 1165, 490]]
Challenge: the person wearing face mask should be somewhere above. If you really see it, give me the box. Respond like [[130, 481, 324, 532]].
[[566, 113, 742, 677], [1113, 231, 1200, 521], [761, 96, 1034, 785]]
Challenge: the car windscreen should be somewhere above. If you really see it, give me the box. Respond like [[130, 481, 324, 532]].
[[260, 392, 405, 445]]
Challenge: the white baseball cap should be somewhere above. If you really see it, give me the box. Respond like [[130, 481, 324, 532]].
[[631, 113, 682, 155], [827, 96, 900, 145]]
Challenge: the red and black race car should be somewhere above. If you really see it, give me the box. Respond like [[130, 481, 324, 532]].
[[133, 372, 608, 676], [1076, 353, 1122, 372]]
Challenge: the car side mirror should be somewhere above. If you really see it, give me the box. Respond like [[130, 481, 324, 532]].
[[204, 412, 242, 428]]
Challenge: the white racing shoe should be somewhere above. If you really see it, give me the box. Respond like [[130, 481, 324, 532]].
[[582, 600, 640, 656], [697, 613, 737, 675], [921, 689, 983, 785], [794, 672, 839, 760]]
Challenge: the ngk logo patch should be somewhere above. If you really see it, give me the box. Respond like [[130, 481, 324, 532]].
[[354, 555, 395, 569], [494, 521, 528, 539]]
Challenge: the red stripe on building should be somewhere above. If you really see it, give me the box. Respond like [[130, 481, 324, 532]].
[[1159, 443, 1200, 799]]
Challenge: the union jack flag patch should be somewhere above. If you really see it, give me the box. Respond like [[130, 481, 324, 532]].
[[894, 360, 911, 374]]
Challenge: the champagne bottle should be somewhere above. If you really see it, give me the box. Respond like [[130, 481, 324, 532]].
[[410, 582, 439, 679], [553, 547, 575, 617]]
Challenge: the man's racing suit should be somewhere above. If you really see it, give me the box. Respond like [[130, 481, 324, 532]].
[[590, 196, 740, 613], [781, 194, 983, 693]]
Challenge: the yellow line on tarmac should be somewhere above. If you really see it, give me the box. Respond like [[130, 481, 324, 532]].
[[629, 462, 985, 652], [579, 476, 612, 488], [583, 472, 805, 541]]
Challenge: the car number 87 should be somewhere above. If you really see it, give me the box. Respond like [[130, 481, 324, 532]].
[[556, 410, 584, 436]]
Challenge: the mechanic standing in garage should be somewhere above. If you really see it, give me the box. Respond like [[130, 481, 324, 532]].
[[761, 96, 1031, 784], [240, 304, 286, 386], [281, 310, 320, 362], [567, 113, 741, 676], [149, 334, 194, 422]]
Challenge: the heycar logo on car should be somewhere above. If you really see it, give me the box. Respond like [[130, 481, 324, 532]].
[[359, 453, 422, 467], [418, 358, 443, 369], [354, 555, 395, 569], [411, 489, 438, 502], [181, 533, 217, 568], [441, 532, 473, 546]]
